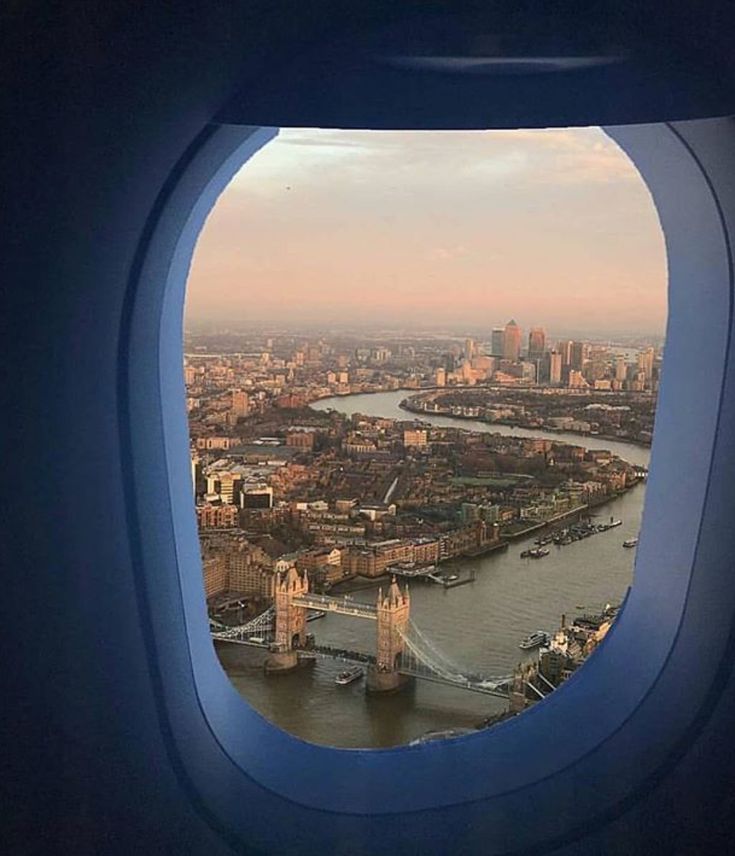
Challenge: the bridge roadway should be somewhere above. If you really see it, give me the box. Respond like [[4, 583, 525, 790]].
[[310, 645, 376, 665], [397, 664, 512, 698], [292, 592, 378, 619]]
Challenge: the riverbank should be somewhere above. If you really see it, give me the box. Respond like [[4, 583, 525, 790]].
[[329, 540, 509, 595], [502, 491, 634, 541], [311, 389, 651, 468], [399, 397, 652, 453]]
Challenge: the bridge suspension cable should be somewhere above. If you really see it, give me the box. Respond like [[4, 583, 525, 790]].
[[400, 620, 467, 682], [209, 606, 275, 644], [397, 621, 513, 696]]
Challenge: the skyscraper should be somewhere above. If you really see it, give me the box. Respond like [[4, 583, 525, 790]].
[[570, 341, 586, 371], [549, 351, 563, 384], [557, 340, 573, 368], [503, 319, 521, 362], [615, 356, 627, 382], [528, 327, 546, 359], [491, 328, 505, 357], [637, 347, 655, 384]]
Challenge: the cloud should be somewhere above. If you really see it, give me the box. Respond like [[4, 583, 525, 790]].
[[428, 245, 469, 261], [188, 125, 666, 336], [230, 126, 640, 195]]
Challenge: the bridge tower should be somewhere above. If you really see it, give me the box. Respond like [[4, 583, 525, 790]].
[[265, 566, 309, 673], [368, 578, 412, 694]]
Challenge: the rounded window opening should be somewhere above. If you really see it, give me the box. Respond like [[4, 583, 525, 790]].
[[184, 127, 666, 749]]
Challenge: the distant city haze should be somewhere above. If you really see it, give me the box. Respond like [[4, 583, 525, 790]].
[[187, 127, 667, 338]]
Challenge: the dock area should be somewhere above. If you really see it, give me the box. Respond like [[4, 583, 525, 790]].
[[387, 563, 477, 589]]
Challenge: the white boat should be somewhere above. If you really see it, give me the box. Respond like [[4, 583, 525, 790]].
[[623, 537, 639, 548], [335, 667, 363, 686], [519, 630, 550, 650]]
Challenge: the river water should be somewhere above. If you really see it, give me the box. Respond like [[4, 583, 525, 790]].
[[218, 391, 649, 748]]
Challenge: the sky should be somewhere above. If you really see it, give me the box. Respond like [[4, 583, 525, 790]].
[[186, 127, 667, 338]]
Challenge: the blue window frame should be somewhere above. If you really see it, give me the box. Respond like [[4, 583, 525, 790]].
[[120, 118, 735, 851]]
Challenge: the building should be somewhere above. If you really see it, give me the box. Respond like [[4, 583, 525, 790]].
[[196, 436, 231, 451], [570, 341, 586, 371], [240, 485, 274, 509], [190, 452, 200, 494], [439, 520, 494, 559], [615, 356, 628, 381], [557, 340, 573, 367], [347, 540, 415, 577], [297, 547, 344, 585], [227, 542, 276, 599], [549, 351, 563, 384], [202, 554, 227, 599], [568, 370, 589, 388], [520, 361, 537, 381], [491, 327, 505, 357], [196, 504, 239, 529], [207, 471, 244, 504], [503, 319, 521, 362], [286, 430, 315, 451], [403, 429, 428, 448], [637, 347, 655, 384], [200, 532, 280, 600], [231, 389, 249, 417], [528, 327, 546, 359]]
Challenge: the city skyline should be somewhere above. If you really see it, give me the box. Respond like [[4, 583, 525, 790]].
[[186, 127, 667, 337]]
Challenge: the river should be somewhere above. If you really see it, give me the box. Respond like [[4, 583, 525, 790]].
[[217, 390, 649, 748]]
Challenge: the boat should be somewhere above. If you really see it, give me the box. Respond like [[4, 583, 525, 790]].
[[446, 574, 459, 582], [519, 630, 550, 650], [623, 537, 639, 548], [335, 667, 363, 686], [521, 547, 551, 559], [306, 610, 326, 622]]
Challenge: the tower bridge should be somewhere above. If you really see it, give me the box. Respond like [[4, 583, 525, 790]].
[[210, 567, 512, 697]]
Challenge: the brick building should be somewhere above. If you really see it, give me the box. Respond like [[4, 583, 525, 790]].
[[196, 504, 239, 529]]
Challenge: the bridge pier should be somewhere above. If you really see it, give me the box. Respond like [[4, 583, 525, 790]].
[[366, 666, 412, 694], [264, 649, 300, 673]]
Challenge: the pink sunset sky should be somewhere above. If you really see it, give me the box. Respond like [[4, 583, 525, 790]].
[[186, 127, 667, 337]]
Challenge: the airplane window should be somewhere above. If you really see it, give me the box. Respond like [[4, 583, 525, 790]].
[[183, 127, 666, 748]]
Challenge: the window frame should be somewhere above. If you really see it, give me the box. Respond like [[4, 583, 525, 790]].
[[120, 118, 735, 849]]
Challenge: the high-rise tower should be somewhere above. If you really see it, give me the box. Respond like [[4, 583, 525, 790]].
[[503, 319, 521, 362], [570, 341, 587, 371], [491, 328, 505, 357], [528, 327, 546, 359]]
